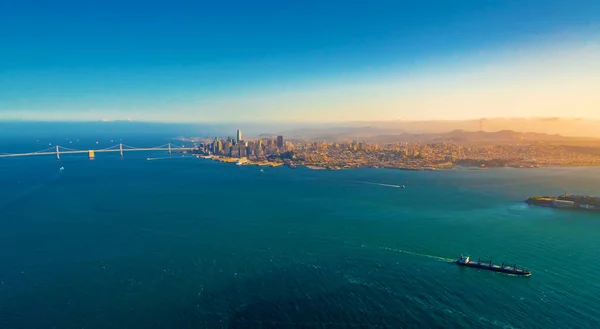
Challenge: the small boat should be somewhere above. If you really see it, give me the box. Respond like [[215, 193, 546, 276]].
[[260, 169, 264, 172], [456, 255, 531, 276], [402, 185, 406, 188], [59, 167, 65, 171]]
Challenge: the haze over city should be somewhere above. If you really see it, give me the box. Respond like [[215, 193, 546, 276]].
[[1, 0, 599, 123]]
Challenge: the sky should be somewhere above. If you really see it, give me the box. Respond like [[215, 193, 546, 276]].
[[0, 0, 599, 123]]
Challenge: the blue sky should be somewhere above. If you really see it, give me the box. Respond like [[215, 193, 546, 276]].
[[1, 0, 599, 122]]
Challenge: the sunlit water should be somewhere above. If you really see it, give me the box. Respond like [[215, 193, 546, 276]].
[[1, 149, 599, 328]]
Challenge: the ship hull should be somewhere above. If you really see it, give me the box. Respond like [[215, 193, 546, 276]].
[[456, 261, 531, 276]]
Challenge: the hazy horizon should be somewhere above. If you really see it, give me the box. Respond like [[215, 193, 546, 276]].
[[1, 117, 600, 140], [1, 1, 599, 122], [1, 115, 599, 124]]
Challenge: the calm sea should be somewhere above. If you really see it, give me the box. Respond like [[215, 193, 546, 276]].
[[1, 139, 600, 328]]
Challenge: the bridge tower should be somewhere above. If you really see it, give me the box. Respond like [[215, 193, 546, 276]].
[[56, 145, 60, 160], [168, 143, 172, 154], [119, 143, 123, 156]]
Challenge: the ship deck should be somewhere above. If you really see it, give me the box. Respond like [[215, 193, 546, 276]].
[[463, 262, 522, 271], [459, 260, 529, 274]]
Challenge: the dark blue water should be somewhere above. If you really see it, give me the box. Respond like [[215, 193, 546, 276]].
[[1, 141, 600, 328]]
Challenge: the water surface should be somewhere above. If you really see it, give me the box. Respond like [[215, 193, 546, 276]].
[[1, 152, 599, 328]]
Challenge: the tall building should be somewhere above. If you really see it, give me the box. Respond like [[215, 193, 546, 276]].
[[236, 129, 242, 143], [213, 137, 219, 153], [277, 135, 284, 148]]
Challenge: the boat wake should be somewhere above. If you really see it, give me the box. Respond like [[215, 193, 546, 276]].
[[353, 181, 401, 188], [374, 245, 454, 262], [147, 156, 193, 161]]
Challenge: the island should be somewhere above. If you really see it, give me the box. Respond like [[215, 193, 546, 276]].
[[525, 194, 600, 211]]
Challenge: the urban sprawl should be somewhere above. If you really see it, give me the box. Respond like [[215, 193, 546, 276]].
[[185, 129, 600, 170]]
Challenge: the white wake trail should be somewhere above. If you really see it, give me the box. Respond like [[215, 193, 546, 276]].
[[354, 181, 401, 188], [370, 245, 454, 262], [146, 156, 193, 161]]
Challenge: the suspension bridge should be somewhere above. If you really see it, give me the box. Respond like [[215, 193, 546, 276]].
[[0, 143, 197, 159]]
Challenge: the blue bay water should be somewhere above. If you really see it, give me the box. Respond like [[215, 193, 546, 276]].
[[1, 144, 600, 328]]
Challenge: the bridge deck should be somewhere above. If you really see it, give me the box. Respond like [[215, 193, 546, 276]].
[[0, 147, 196, 158]]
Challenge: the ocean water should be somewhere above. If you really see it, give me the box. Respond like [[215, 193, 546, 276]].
[[1, 147, 600, 328]]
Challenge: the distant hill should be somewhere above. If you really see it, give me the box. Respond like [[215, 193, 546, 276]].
[[349, 118, 600, 138], [1, 118, 599, 142], [362, 130, 598, 145], [277, 127, 599, 145], [276, 118, 600, 141]]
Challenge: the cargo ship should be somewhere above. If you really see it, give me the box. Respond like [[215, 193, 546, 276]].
[[456, 255, 531, 276]]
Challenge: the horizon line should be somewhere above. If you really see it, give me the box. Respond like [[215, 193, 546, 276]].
[[0, 116, 598, 125]]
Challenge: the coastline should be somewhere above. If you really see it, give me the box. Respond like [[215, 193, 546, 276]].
[[198, 155, 284, 167], [195, 155, 600, 171]]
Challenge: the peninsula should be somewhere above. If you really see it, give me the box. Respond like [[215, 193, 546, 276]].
[[183, 128, 600, 170]]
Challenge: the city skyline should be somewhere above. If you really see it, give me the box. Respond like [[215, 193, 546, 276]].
[[1, 1, 599, 122], [190, 127, 600, 170]]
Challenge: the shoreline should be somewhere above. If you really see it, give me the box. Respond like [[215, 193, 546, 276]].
[[525, 195, 600, 212], [198, 155, 284, 167], [194, 155, 600, 171]]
